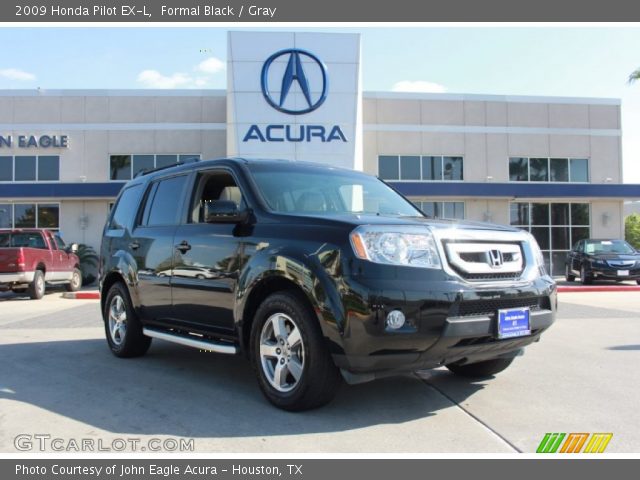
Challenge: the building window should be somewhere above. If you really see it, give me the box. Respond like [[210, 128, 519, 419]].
[[509, 157, 589, 183], [0, 203, 60, 229], [570, 158, 589, 182], [0, 156, 60, 182], [110, 155, 132, 181], [37, 204, 60, 229], [0, 203, 12, 227], [510, 201, 590, 276], [378, 155, 463, 181], [414, 201, 465, 220], [38, 156, 60, 181], [14, 156, 36, 181], [110, 154, 201, 181], [0, 156, 12, 181]]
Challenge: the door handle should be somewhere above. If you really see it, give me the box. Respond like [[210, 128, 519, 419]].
[[175, 241, 191, 253], [129, 241, 140, 250]]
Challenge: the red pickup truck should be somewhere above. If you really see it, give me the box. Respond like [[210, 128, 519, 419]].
[[0, 229, 82, 299]]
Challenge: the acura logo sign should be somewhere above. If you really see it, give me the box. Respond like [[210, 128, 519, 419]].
[[243, 47, 346, 143], [260, 48, 328, 115]]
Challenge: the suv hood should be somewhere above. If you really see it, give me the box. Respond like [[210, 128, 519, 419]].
[[295, 213, 521, 233]]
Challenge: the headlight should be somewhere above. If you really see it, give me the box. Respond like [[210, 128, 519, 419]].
[[589, 258, 607, 267], [350, 226, 441, 269]]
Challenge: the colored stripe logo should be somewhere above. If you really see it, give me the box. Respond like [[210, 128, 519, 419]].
[[537, 433, 613, 453]]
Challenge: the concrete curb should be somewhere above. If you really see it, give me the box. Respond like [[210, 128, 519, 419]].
[[62, 291, 100, 300], [558, 285, 640, 293]]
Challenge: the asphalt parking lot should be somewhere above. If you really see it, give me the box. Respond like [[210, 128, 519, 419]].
[[1, 288, 639, 453]]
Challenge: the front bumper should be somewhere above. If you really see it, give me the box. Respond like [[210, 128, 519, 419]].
[[331, 276, 557, 375], [0, 271, 35, 286], [587, 266, 640, 281]]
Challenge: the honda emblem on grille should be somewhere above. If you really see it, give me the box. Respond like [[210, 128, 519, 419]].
[[487, 249, 503, 268]]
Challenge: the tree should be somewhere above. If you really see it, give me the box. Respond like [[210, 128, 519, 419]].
[[75, 244, 99, 285], [629, 68, 640, 84], [625, 213, 640, 249]]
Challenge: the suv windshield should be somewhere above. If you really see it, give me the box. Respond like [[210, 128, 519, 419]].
[[248, 165, 422, 217], [584, 239, 636, 255]]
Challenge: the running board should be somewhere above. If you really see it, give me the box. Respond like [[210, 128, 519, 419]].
[[142, 328, 237, 355]]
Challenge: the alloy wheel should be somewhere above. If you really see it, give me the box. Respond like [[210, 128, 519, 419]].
[[108, 295, 127, 346], [259, 313, 305, 393]]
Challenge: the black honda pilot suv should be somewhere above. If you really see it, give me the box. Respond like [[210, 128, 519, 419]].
[[100, 158, 556, 411]]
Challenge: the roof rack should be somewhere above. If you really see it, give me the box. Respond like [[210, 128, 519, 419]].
[[134, 157, 200, 178]]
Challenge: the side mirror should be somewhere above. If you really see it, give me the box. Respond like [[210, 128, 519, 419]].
[[70, 243, 79, 253], [205, 201, 247, 224]]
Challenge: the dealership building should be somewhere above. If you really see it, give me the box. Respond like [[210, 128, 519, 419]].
[[0, 31, 637, 276]]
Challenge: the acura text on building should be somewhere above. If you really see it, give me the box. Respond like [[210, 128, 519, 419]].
[[243, 48, 347, 143]]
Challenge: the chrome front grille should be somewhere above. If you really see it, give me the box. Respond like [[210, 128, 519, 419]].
[[606, 260, 635, 269], [443, 241, 525, 281]]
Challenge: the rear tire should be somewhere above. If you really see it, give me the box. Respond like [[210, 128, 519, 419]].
[[28, 270, 45, 300], [65, 268, 82, 292], [637, 280, 640, 286], [580, 264, 593, 285], [565, 264, 575, 282], [250, 291, 341, 411], [447, 357, 515, 378], [103, 282, 151, 358]]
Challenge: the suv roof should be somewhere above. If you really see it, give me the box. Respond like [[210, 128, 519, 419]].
[[134, 157, 369, 184]]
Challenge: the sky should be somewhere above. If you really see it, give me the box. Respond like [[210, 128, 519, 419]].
[[0, 26, 639, 182]]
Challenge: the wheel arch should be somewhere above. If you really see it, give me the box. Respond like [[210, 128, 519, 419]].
[[100, 268, 140, 316], [236, 253, 346, 357], [239, 276, 311, 356]]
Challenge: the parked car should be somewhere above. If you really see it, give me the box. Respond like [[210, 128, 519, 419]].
[[157, 266, 218, 279], [99, 158, 556, 411], [565, 238, 640, 285], [0, 229, 82, 299]]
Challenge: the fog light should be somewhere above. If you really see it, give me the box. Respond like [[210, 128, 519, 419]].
[[386, 310, 406, 330]]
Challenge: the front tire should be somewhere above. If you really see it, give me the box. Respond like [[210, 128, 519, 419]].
[[28, 270, 45, 300], [447, 357, 515, 378], [103, 282, 151, 358], [250, 291, 341, 411], [565, 264, 575, 282], [65, 268, 82, 292], [580, 264, 593, 285]]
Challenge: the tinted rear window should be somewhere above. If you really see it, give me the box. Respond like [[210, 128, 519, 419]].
[[110, 184, 143, 230], [145, 175, 188, 226], [0, 232, 47, 249]]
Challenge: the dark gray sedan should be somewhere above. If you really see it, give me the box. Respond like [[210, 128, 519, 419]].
[[565, 239, 640, 285]]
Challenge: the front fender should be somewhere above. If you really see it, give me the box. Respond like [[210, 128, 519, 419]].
[[236, 245, 348, 351]]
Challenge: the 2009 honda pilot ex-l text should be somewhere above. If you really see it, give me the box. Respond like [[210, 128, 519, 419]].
[[99, 158, 557, 411]]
